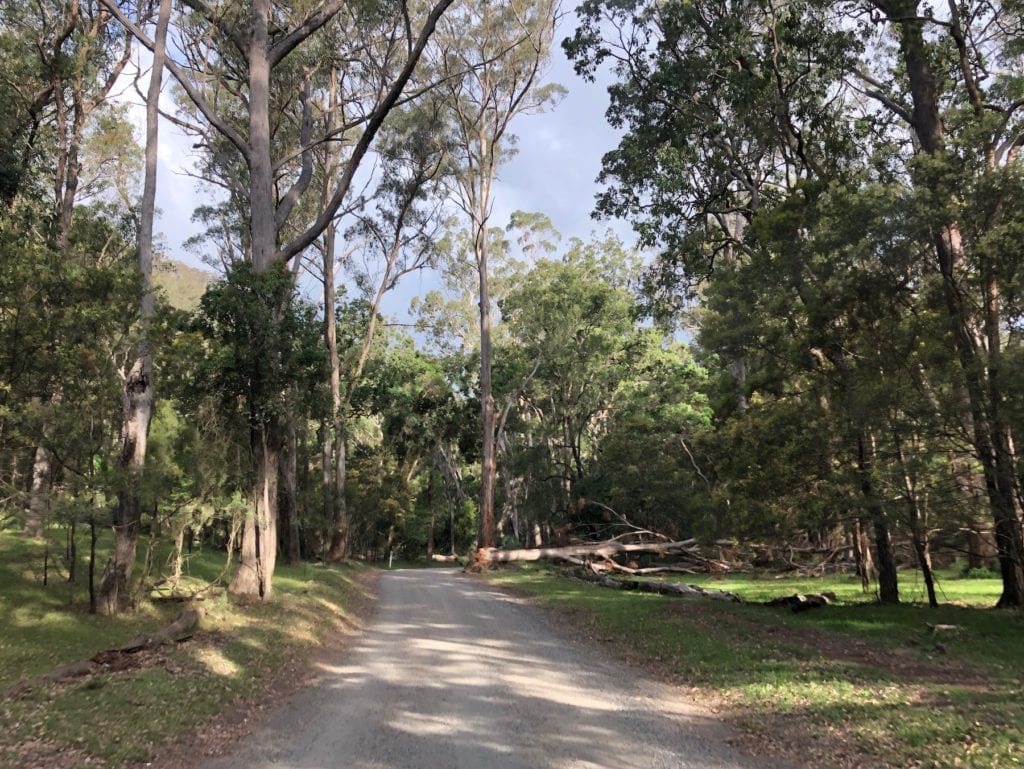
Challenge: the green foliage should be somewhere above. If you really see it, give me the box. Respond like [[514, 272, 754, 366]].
[[961, 567, 1001, 580], [153, 259, 213, 311], [491, 233, 713, 538], [192, 263, 323, 430], [565, 0, 863, 301], [0, 201, 141, 533], [564, 0, 1024, 607]]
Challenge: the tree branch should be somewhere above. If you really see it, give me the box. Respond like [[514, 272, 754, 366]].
[[277, 0, 456, 263], [97, 0, 251, 163], [269, 0, 345, 68]]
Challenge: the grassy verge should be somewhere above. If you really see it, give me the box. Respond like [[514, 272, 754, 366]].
[[485, 564, 1024, 769], [0, 531, 376, 769]]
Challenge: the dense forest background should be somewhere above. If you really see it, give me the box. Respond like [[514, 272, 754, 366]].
[[2, 0, 1023, 614]]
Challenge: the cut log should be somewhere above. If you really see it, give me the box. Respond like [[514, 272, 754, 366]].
[[430, 554, 459, 563]]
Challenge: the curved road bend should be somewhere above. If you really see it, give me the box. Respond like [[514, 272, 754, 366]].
[[200, 568, 787, 769]]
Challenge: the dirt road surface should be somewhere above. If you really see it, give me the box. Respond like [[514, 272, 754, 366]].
[[199, 569, 784, 769]]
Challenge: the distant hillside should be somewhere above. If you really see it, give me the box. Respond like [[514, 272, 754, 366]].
[[154, 258, 214, 310]]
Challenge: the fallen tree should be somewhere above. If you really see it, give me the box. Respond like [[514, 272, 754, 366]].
[[473, 537, 733, 575], [2, 605, 203, 700], [577, 571, 744, 603], [477, 538, 699, 563]]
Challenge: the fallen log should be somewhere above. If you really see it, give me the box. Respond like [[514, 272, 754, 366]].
[[430, 554, 459, 563], [1, 605, 203, 700], [926, 622, 964, 636], [115, 605, 204, 653], [578, 572, 744, 603], [590, 560, 701, 577], [477, 539, 699, 564]]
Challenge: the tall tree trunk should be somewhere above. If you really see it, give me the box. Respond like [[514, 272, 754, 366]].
[[427, 471, 436, 559], [911, 527, 938, 608], [894, 432, 938, 607], [856, 431, 899, 604], [279, 417, 299, 565], [23, 446, 52, 537], [290, 420, 305, 563], [229, 2, 281, 600], [321, 68, 349, 562], [247, 0, 276, 272], [477, 219, 497, 549], [884, 3, 1024, 607], [851, 517, 872, 594], [322, 231, 351, 561], [96, 0, 170, 614], [230, 425, 280, 599], [320, 417, 334, 553]]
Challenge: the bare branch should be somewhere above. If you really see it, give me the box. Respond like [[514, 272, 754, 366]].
[[97, 0, 252, 163]]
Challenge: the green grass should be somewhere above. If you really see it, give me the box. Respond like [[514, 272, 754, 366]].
[[0, 533, 173, 692], [0, 530, 374, 769], [681, 568, 1003, 606], [486, 564, 1024, 769]]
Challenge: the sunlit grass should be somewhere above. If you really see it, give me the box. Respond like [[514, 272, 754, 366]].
[[0, 529, 373, 768], [680, 567, 1002, 606], [487, 564, 1024, 769]]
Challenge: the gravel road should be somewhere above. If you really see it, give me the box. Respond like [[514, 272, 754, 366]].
[[199, 569, 784, 769]]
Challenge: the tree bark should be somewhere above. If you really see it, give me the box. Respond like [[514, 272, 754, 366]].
[[279, 417, 299, 565], [230, 426, 279, 599], [477, 217, 497, 549], [227, 3, 285, 600], [247, 0, 276, 272], [851, 517, 872, 594], [894, 432, 938, 607], [427, 471, 436, 558], [97, 0, 170, 615], [321, 68, 350, 563], [23, 446, 52, 537], [856, 431, 899, 604]]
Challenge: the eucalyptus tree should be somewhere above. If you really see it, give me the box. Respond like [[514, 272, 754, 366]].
[[567, 0, 1024, 606], [495, 234, 713, 543], [0, 0, 135, 541], [97, 0, 172, 615], [102, 0, 456, 599], [860, 0, 1024, 607], [567, 0, 909, 599], [434, 0, 562, 550], [498, 235, 638, 517], [322, 100, 453, 561]]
